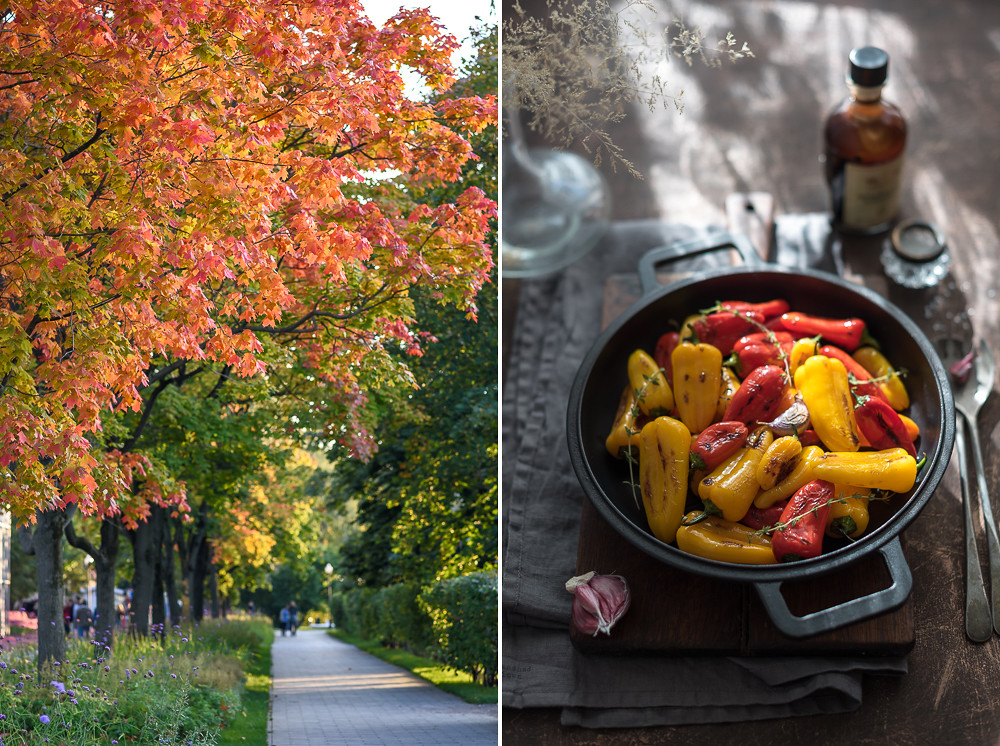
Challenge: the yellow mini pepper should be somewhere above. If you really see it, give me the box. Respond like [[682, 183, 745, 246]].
[[853, 346, 910, 411], [698, 426, 773, 522], [628, 348, 674, 417], [788, 335, 820, 376], [793, 354, 860, 452], [638, 416, 692, 543], [753, 444, 825, 509], [756, 435, 803, 491], [671, 341, 723, 434], [812, 448, 918, 493], [826, 484, 871, 539], [676, 512, 778, 565], [605, 385, 642, 458]]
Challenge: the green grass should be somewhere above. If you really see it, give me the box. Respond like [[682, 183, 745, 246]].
[[218, 623, 273, 746], [326, 628, 497, 705]]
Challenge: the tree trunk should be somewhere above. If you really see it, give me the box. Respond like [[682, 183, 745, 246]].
[[22, 508, 69, 670], [160, 508, 181, 626], [127, 516, 156, 636], [150, 507, 165, 634], [66, 516, 120, 648], [209, 558, 220, 619], [191, 531, 208, 623], [173, 516, 189, 621]]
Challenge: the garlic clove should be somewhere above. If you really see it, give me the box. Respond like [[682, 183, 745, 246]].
[[566, 571, 631, 636]]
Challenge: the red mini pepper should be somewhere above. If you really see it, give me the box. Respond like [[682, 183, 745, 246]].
[[721, 299, 790, 322], [654, 331, 680, 384], [818, 345, 890, 404], [778, 312, 874, 351], [689, 309, 765, 355], [689, 421, 749, 471], [729, 332, 795, 378], [771, 479, 835, 562], [740, 500, 789, 531], [722, 364, 786, 426], [854, 395, 918, 457]]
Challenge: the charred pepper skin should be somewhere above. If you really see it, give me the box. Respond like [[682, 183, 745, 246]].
[[812, 448, 918, 493], [772, 479, 835, 562], [723, 364, 787, 427], [671, 341, 723, 434], [627, 348, 675, 417], [854, 395, 918, 458], [638, 416, 692, 544], [689, 421, 749, 472], [793, 355, 860, 452], [675, 511, 779, 565], [818, 344, 890, 404]]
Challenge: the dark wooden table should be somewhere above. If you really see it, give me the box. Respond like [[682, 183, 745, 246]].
[[502, 0, 1000, 742]]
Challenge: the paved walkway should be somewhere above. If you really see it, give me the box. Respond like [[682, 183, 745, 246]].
[[269, 628, 498, 745]]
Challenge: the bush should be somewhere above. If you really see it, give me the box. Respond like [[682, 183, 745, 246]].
[[369, 583, 435, 655], [419, 571, 497, 686]]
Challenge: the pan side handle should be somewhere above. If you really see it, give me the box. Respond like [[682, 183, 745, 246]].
[[753, 537, 913, 639], [638, 232, 763, 296]]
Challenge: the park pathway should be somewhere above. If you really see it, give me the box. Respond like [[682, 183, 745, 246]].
[[268, 628, 498, 745]]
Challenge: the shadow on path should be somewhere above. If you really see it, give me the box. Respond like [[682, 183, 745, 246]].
[[269, 628, 498, 745]]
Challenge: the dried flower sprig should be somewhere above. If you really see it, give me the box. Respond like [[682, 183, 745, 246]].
[[502, 0, 753, 177]]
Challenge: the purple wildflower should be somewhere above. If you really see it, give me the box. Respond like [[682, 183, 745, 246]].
[[39, 714, 50, 724], [50, 681, 66, 694]]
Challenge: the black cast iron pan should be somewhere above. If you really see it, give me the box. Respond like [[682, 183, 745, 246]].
[[567, 232, 955, 638]]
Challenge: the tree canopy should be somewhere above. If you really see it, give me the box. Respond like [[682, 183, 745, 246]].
[[0, 0, 496, 524]]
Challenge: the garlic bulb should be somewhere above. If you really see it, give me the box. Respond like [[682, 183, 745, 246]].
[[565, 571, 631, 636]]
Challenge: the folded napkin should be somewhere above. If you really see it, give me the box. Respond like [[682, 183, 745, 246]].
[[501, 218, 907, 728]]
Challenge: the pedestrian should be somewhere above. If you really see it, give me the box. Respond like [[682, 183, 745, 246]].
[[73, 600, 93, 639], [279, 604, 290, 637], [289, 601, 298, 636], [62, 599, 73, 636]]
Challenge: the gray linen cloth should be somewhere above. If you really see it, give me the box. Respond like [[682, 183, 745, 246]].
[[501, 217, 907, 728]]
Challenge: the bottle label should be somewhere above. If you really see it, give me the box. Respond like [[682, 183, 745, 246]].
[[841, 156, 904, 230]]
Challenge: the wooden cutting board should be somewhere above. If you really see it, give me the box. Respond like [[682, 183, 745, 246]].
[[571, 263, 913, 657]]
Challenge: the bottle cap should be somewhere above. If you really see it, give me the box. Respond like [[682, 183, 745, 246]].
[[849, 47, 889, 87], [891, 219, 946, 262]]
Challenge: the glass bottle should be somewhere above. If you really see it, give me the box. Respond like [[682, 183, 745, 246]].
[[824, 47, 907, 234]]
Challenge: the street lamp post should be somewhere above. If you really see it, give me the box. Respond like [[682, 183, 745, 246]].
[[324, 563, 333, 628]]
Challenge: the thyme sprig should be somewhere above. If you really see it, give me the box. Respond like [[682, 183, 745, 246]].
[[749, 491, 893, 541]]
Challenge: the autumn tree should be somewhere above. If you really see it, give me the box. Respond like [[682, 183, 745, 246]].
[[1, 0, 495, 665], [333, 21, 498, 587]]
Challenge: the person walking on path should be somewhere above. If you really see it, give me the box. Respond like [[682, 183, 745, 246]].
[[73, 601, 93, 639], [269, 628, 498, 745], [288, 600, 298, 636], [279, 604, 290, 637]]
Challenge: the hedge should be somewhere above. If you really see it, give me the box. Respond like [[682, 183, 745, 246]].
[[331, 570, 497, 686]]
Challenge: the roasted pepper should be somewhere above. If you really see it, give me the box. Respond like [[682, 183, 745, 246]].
[[898, 413, 920, 443], [728, 332, 795, 378], [716, 366, 740, 420], [793, 355, 860, 452], [854, 395, 917, 458], [756, 435, 803, 490], [826, 484, 871, 539], [605, 385, 643, 458], [741, 500, 789, 531], [638, 416, 692, 544], [778, 311, 874, 351], [721, 299, 790, 322], [687, 308, 765, 355], [689, 421, 748, 472], [628, 348, 675, 417], [698, 426, 773, 522], [818, 344, 889, 404], [771, 479, 835, 562], [853, 345, 910, 411], [723, 364, 787, 427], [753, 444, 826, 508], [671, 341, 723, 433], [653, 331, 680, 385], [676, 511, 777, 564], [812, 448, 918, 493], [788, 336, 820, 376]]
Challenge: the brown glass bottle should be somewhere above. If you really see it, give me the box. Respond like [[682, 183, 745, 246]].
[[824, 47, 907, 234]]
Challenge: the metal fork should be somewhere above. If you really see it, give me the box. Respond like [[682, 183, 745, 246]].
[[940, 337, 999, 640]]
